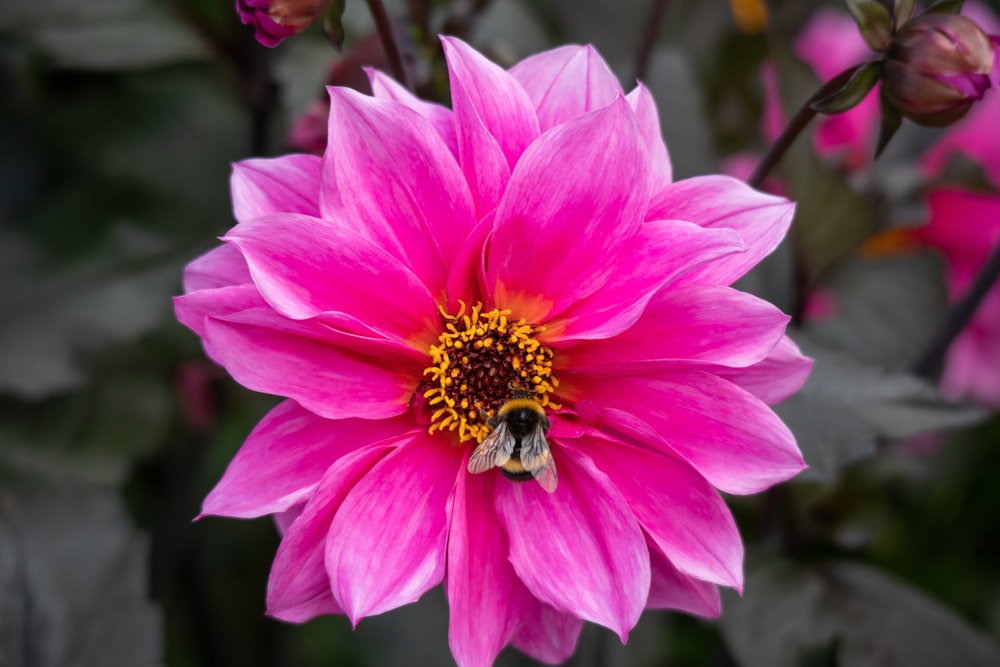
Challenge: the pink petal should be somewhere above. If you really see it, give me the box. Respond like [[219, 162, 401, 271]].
[[231, 154, 322, 224], [204, 309, 418, 420], [183, 244, 252, 292], [511, 600, 584, 664], [174, 283, 265, 342], [626, 84, 672, 187], [546, 221, 745, 343], [447, 59, 512, 218], [442, 36, 540, 168], [326, 432, 462, 623], [646, 540, 721, 617], [446, 459, 528, 667], [711, 335, 814, 404], [646, 175, 795, 286], [267, 444, 396, 623], [325, 87, 476, 299], [559, 285, 789, 373], [509, 44, 623, 131], [488, 97, 650, 323], [446, 214, 493, 312], [565, 371, 805, 494], [573, 434, 742, 588], [366, 68, 458, 157], [223, 212, 438, 346], [201, 399, 413, 518], [495, 447, 650, 641]]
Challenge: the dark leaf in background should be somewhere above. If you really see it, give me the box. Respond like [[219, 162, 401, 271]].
[[0, 225, 182, 399], [0, 364, 173, 485], [0, 472, 162, 667], [806, 252, 949, 370], [775, 334, 987, 478], [721, 558, 1000, 667], [0, 0, 208, 69]]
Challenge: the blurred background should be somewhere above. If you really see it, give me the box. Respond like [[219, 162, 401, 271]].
[[2, 0, 1000, 665]]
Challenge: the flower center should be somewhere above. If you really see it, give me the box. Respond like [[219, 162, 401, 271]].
[[422, 302, 559, 443]]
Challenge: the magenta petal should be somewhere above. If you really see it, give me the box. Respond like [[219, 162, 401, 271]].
[[646, 540, 721, 617], [446, 215, 493, 312], [488, 97, 650, 323], [577, 435, 742, 588], [626, 84, 672, 187], [231, 154, 321, 224], [561, 285, 789, 373], [326, 432, 462, 623], [183, 244, 252, 292], [448, 61, 512, 218], [174, 284, 265, 342], [495, 447, 650, 640], [647, 175, 795, 286], [224, 212, 438, 344], [509, 44, 623, 131], [711, 335, 813, 404], [204, 310, 417, 420], [442, 36, 539, 168], [326, 87, 476, 299], [511, 600, 584, 664], [201, 399, 413, 518], [447, 459, 528, 667], [568, 371, 805, 494], [548, 221, 745, 343], [366, 68, 458, 157], [267, 444, 395, 623]]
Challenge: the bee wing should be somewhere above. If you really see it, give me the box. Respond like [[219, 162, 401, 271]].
[[518, 426, 558, 492], [467, 422, 514, 474], [531, 458, 558, 493]]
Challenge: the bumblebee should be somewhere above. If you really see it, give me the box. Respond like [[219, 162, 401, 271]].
[[468, 393, 557, 492]]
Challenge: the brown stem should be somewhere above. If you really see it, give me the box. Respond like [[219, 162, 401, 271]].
[[634, 0, 670, 82], [913, 238, 1000, 378], [748, 64, 864, 189], [367, 0, 412, 90]]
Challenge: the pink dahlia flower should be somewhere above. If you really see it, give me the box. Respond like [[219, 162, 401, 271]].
[[176, 37, 810, 666]]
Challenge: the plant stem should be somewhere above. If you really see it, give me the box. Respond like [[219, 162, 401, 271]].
[[367, 0, 411, 90], [913, 239, 1000, 378], [634, 0, 670, 82], [748, 65, 862, 189]]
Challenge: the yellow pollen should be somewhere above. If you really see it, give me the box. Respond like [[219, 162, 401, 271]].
[[422, 301, 559, 443]]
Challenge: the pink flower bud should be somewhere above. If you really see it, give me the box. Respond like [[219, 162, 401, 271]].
[[882, 13, 998, 126], [236, 0, 326, 47]]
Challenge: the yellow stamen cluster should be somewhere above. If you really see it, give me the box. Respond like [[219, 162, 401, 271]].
[[423, 302, 559, 443]]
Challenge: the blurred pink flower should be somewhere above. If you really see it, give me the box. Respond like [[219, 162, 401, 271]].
[[237, 0, 325, 47], [175, 37, 809, 666], [913, 190, 1000, 406]]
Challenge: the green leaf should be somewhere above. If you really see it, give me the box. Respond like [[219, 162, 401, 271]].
[[845, 0, 894, 51], [894, 0, 916, 27], [875, 94, 903, 158], [322, 0, 348, 50], [0, 0, 208, 69], [774, 335, 987, 478], [722, 559, 1000, 667], [810, 61, 881, 115], [924, 0, 966, 15], [0, 473, 161, 666]]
